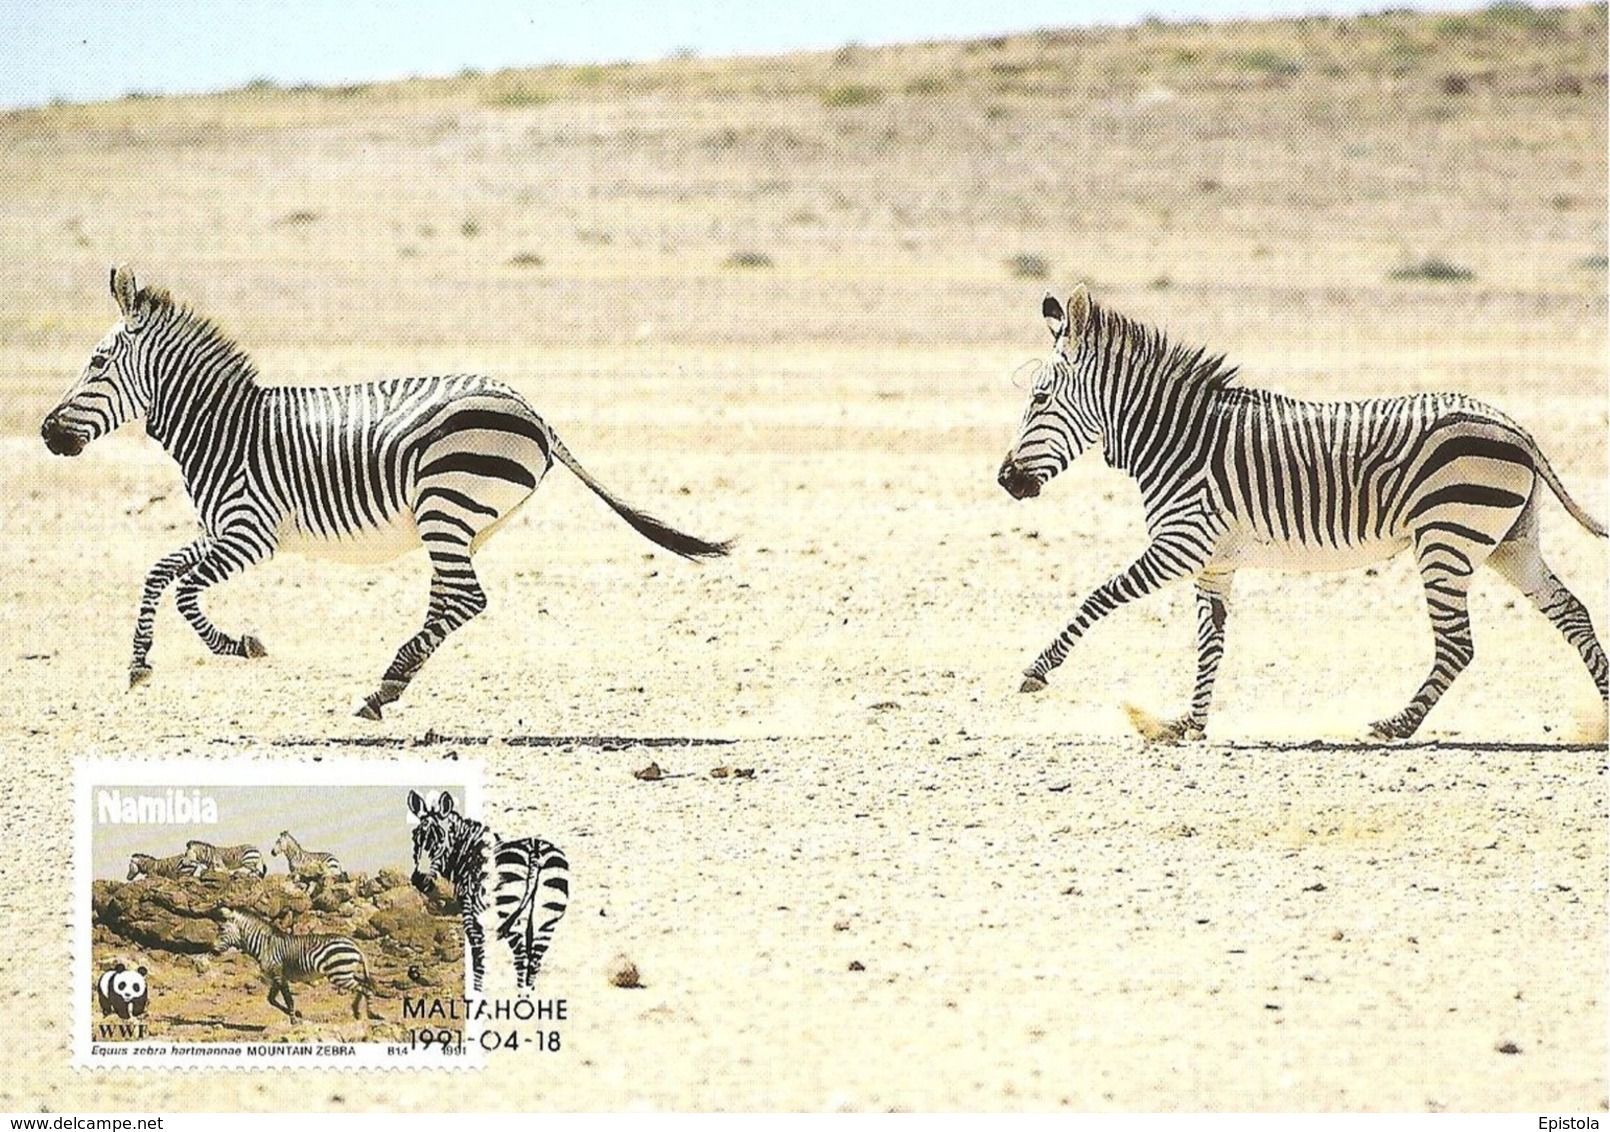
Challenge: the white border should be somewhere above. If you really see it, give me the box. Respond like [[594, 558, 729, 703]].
[[74, 757, 486, 1070]]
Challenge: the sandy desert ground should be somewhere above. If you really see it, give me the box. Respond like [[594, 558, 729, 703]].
[[0, 5, 1606, 1111]]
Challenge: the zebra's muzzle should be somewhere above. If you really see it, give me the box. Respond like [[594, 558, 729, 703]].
[[997, 458, 1041, 500], [41, 416, 86, 457], [410, 870, 435, 894]]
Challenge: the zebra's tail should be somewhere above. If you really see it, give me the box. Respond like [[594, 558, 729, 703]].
[[546, 431, 733, 560], [1524, 433, 1608, 538]]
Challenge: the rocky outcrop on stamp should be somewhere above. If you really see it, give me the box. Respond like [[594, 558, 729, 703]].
[[91, 868, 465, 1040]]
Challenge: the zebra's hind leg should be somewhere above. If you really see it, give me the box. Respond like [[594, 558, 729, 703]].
[[1369, 534, 1482, 740], [504, 913, 547, 989], [522, 842, 570, 988], [171, 533, 272, 662], [352, 980, 380, 1021], [1485, 514, 1609, 702], [358, 539, 488, 720], [1131, 570, 1235, 743], [520, 903, 568, 988], [129, 539, 207, 687]]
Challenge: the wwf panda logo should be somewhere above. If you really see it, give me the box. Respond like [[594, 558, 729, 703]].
[[96, 963, 149, 1020]]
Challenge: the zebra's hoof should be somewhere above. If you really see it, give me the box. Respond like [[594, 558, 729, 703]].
[[128, 665, 152, 689], [1157, 722, 1206, 744], [1368, 714, 1418, 741], [1124, 704, 1205, 744], [355, 700, 383, 721], [241, 634, 267, 659], [1019, 675, 1048, 694]]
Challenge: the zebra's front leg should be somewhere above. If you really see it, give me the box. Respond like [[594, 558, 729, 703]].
[[358, 545, 487, 720], [170, 532, 272, 662], [1134, 570, 1235, 743], [1020, 533, 1210, 693], [463, 909, 487, 993], [267, 979, 297, 1019], [129, 539, 207, 687]]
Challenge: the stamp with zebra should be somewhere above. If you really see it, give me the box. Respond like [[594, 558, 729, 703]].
[[74, 758, 515, 1069]]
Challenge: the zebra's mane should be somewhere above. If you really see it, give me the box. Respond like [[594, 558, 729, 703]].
[[225, 907, 273, 932], [1088, 302, 1239, 397], [143, 291, 261, 386]]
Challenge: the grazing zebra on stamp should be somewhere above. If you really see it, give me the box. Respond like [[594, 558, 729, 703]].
[[40, 266, 731, 718], [127, 852, 201, 881], [214, 907, 377, 1020], [997, 286, 1607, 740], [182, 840, 267, 878], [408, 789, 569, 992], [272, 831, 344, 882]]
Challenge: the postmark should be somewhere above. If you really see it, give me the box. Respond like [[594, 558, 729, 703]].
[[75, 758, 498, 1069]]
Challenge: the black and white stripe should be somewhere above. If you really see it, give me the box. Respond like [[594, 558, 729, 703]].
[[181, 840, 267, 878], [41, 266, 730, 718], [272, 831, 344, 880], [127, 852, 203, 881], [408, 789, 569, 991], [214, 907, 376, 1020], [998, 286, 1608, 740]]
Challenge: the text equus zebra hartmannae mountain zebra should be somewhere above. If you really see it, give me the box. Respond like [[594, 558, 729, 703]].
[[408, 789, 569, 991], [272, 831, 344, 881], [214, 907, 377, 1020], [182, 840, 267, 878], [40, 266, 731, 718], [997, 286, 1607, 740], [127, 852, 201, 881]]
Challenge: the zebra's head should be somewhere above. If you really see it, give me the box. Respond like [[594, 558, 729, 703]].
[[126, 855, 147, 881], [41, 265, 170, 457], [408, 789, 461, 892], [271, 831, 293, 857], [213, 908, 245, 953], [998, 286, 1105, 500]]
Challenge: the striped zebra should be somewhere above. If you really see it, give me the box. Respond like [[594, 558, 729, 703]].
[[127, 852, 202, 881], [997, 286, 1607, 740], [272, 831, 344, 881], [182, 839, 267, 878], [214, 907, 377, 1020], [40, 266, 730, 719], [407, 789, 569, 991]]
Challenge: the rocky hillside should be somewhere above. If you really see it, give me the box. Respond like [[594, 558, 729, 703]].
[[92, 870, 464, 1042]]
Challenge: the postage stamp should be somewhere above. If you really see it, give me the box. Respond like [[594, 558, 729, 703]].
[[72, 757, 535, 1070]]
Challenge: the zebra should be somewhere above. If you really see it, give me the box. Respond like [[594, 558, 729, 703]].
[[272, 831, 344, 882], [181, 839, 267, 878], [127, 852, 202, 881], [214, 907, 377, 1020], [407, 789, 569, 992], [996, 285, 1607, 741], [40, 266, 731, 719]]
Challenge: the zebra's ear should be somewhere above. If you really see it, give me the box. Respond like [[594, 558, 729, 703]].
[[438, 791, 456, 815], [1068, 284, 1093, 340], [407, 790, 427, 817], [1042, 292, 1066, 340], [110, 264, 140, 320]]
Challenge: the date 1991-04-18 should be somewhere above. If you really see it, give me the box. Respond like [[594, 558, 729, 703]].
[[388, 1028, 561, 1055]]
